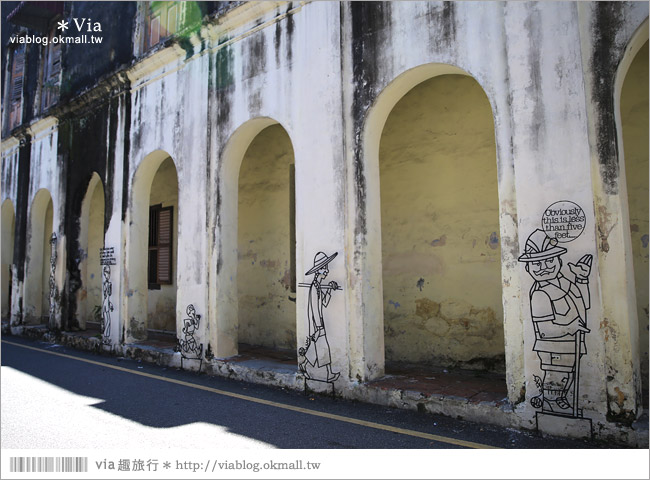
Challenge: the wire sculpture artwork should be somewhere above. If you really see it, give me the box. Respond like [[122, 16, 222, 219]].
[[175, 304, 203, 370], [518, 226, 592, 422], [101, 265, 113, 345], [298, 251, 341, 388], [100, 247, 116, 345], [48, 233, 57, 325]]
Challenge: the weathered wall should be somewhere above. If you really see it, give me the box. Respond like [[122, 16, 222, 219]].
[[147, 156, 178, 332], [343, 1, 521, 391], [77, 177, 104, 326], [22, 119, 65, 326], [579, 1, 648, 426], [61, 1, 136, 100], [1, 138, 27, 325], [1, 200, 15, 317], [1, 0, 647, 443], [380, 74, 503, 370], [40, 198, 53, 318], [24, 189, 51, 323], [621, 40, 649, 385], [238, 124, 295, 350], [125, 34, 209, 342], [59, 97, 118, 331], [208, 1, 348, 372]]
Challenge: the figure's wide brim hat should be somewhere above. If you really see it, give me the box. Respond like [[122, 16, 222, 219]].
[[518, 229, 567, 262], [305, 251, 338, 275]]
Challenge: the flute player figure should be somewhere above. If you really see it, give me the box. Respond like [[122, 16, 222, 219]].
[[298, 251, 341, 383], [518, 229, 592, 416]]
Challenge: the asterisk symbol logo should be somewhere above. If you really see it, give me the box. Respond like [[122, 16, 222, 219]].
[[162, 462, 171, 470], [57, 20, 68, 32]]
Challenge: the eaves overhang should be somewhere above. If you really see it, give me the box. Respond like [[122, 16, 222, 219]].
[[7, 1, 64, 33]]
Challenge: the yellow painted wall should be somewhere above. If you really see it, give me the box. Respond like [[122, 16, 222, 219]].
[[148, 157, 178, 332], [621, 41, 649, 381], [41, 199, 53, 322], [238, 124, 296, 350], [1, 202, 15, 318], [86, 182, 104, 323], [379, 74, 504, 371]]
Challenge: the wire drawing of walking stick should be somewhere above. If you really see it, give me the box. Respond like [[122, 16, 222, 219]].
[[298, 282, 342, 291], [573, 330, 583, 417]]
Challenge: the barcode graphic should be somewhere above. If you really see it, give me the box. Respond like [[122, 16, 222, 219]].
[[9, 457, 88, 473]]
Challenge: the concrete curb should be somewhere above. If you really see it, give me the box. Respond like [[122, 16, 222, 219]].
[[2, 323, 647, 448]]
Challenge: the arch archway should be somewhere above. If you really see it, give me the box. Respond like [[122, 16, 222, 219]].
[[353, 63, 517, 392], [238, 123, 296, 352], [24, 189, 53, 324], [214, 118, 297, 357], [77, 173, 105, 330], [126, 151, 179, 342], [618, 33, 649, 392], [379, 73, 504, 373], [1, 199, 15, 321]]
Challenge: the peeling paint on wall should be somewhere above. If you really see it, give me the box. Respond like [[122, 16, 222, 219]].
[[238, 124, 295, 350], [380, 75, 503, 370]]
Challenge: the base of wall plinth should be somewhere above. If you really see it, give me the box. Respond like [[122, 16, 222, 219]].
[[536, 412, 593, 440]]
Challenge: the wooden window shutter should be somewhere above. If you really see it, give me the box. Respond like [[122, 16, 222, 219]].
[[157, 206, 173, 284], [167, 4, 178, 35], [148, 204, 173, 288], [149, 14, 161, 47], [41, 32, 62, 112], [50, 44, 62, 76], [9, 45, 25, 129], [148, 205, 159, 287]]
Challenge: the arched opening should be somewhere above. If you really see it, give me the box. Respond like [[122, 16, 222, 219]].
[[24, 189, 53, 324], [77, 173, 105, 330], [237, 124, 297, 354], [1, 199, 15, 321], [148, 157, 179, 337], [126, 151, 178, 343], [620, 40, 649, 394], [378, 74, 505, 379]]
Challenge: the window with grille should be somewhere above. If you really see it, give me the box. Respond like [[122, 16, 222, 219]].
[[8, 44, 25, 130], [146, 2, 180, 50], [148, 204, 173, 288], [41, 28, 62, 112]]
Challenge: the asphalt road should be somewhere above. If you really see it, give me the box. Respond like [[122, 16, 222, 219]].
[[1, 336, 596, 451]]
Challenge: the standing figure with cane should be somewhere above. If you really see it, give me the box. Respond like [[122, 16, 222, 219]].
[[518, 229, 592, 416], [298, 251, 341, 383]]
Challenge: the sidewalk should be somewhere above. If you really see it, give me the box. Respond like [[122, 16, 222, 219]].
[[3, 321, 647, 448]]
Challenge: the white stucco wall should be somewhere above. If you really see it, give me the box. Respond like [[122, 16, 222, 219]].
[[207, 1, 349, 378], [2, 0, 647, 442], [22, 119, 64, 327], [1, 199, 15, 318], [124, 36, 209, 342], [379, 74, 503, 371]]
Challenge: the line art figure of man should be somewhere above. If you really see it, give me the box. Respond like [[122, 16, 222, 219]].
[[175, 304, 203, 369], [101, 265, 113, 344], [298, 251, 341, 383], [48, 233, 57, 324], [518, 229, 592, 417]]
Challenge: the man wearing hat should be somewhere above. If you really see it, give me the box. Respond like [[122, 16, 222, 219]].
[[518, 229, 592, 414], [299, 251, 341, 382]]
